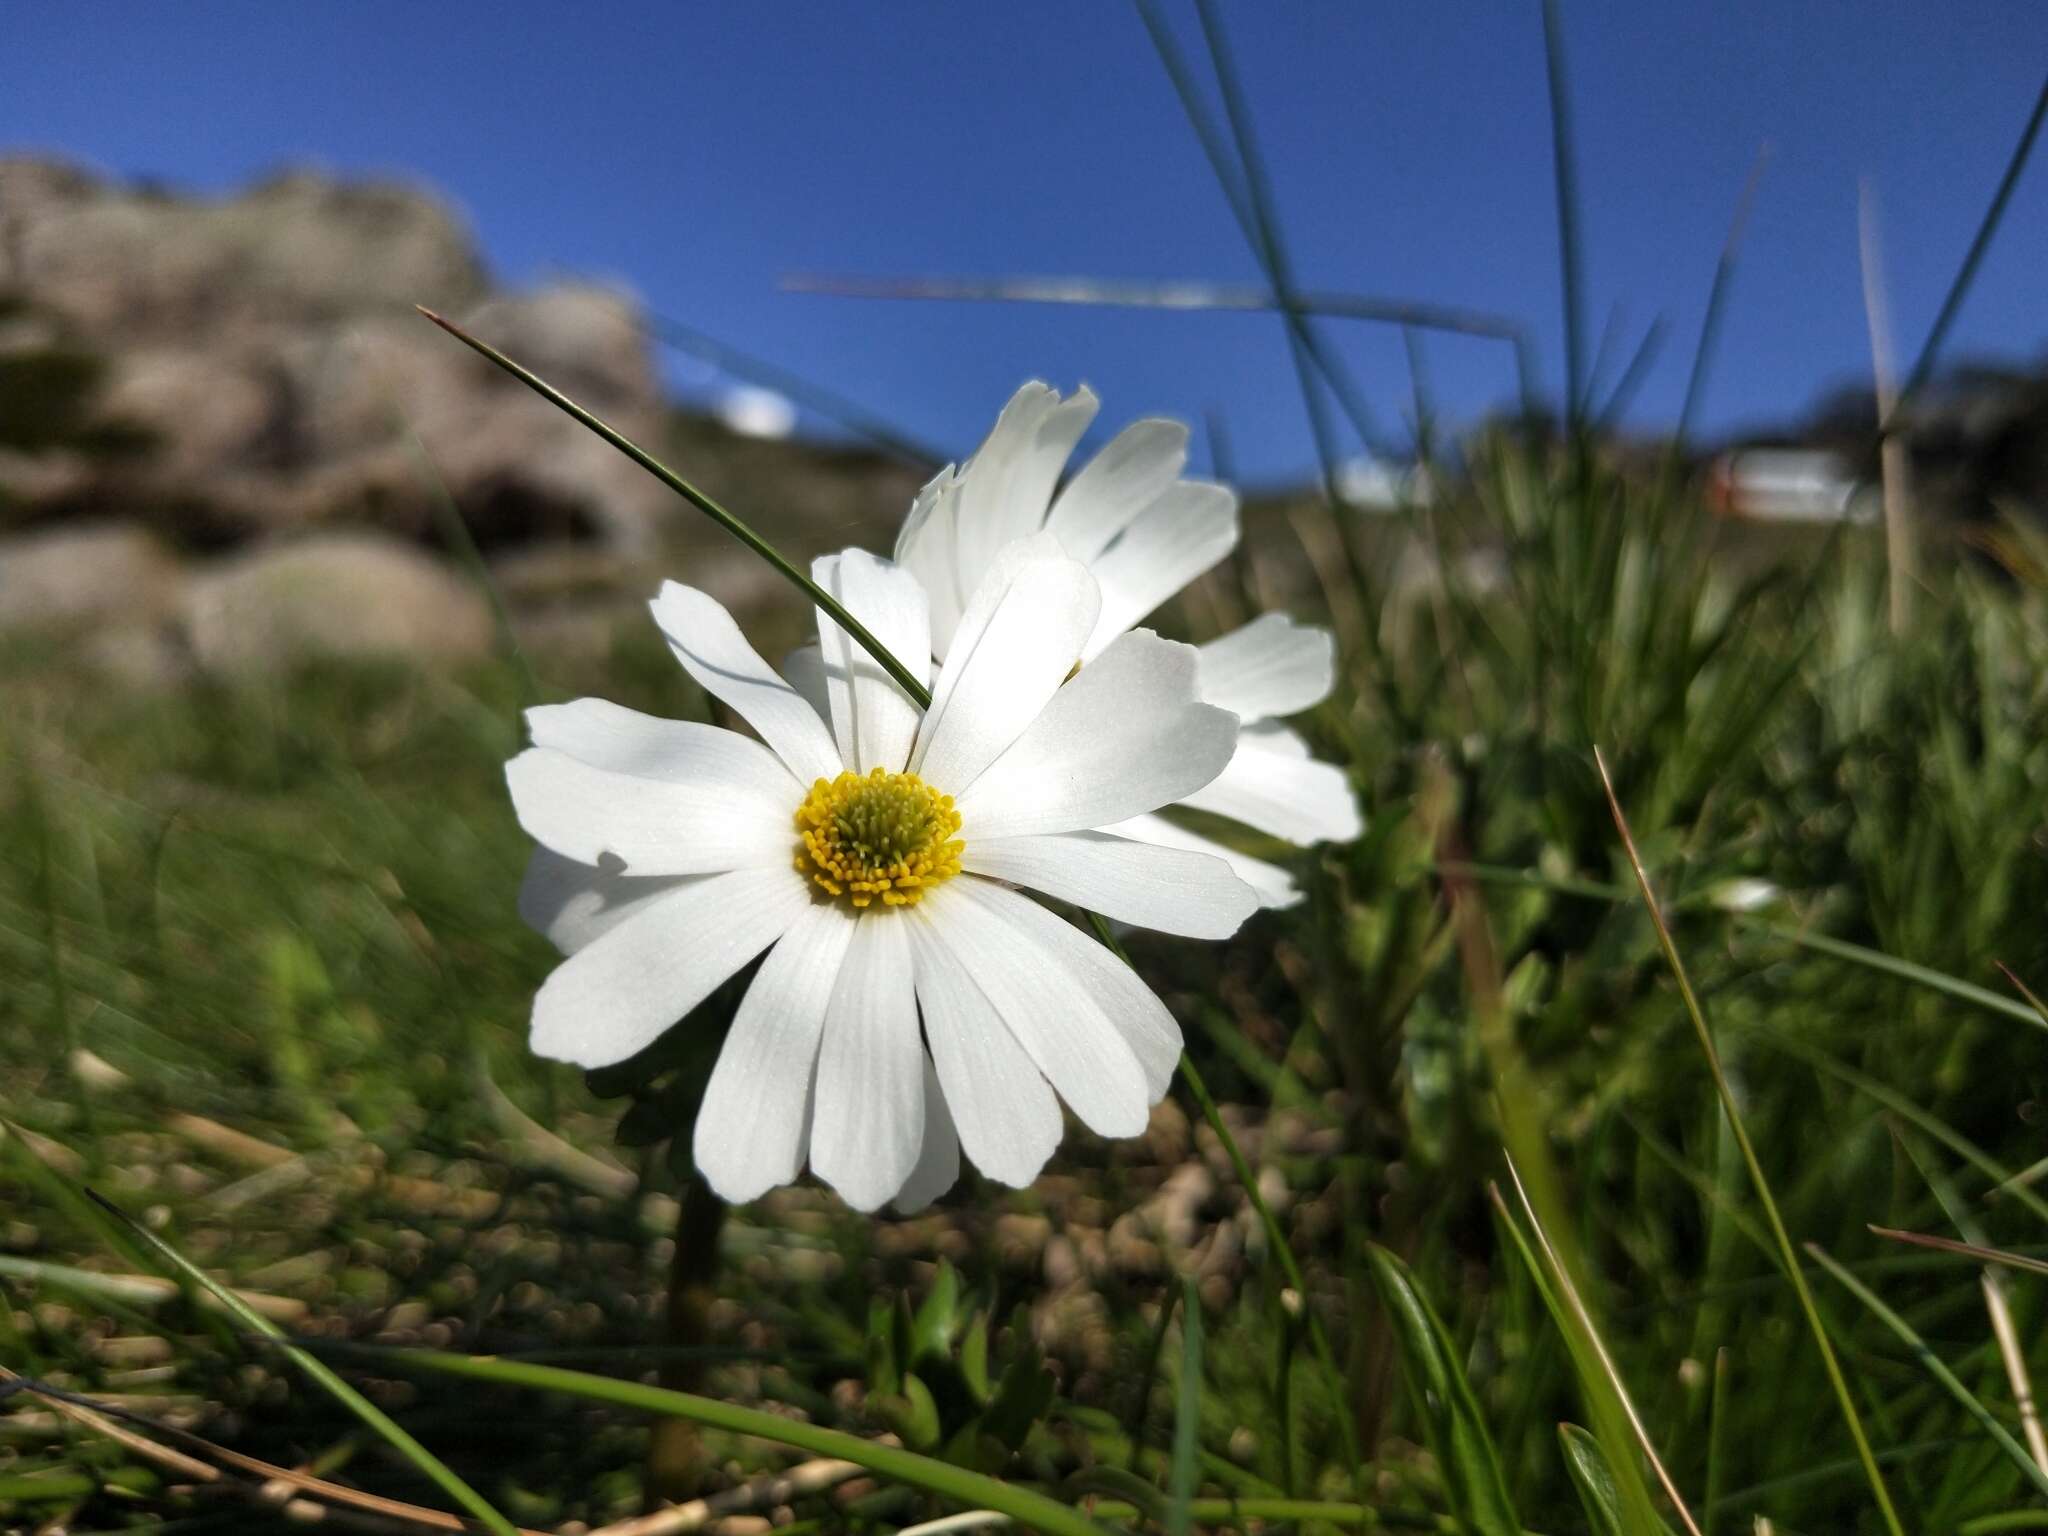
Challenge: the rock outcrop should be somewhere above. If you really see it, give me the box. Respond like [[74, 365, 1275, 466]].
[[0, 157, 677, 557], [0, 156, 929, 679]]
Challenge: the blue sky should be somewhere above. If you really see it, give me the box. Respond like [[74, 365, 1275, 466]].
[[7, 3, 2045, 481]]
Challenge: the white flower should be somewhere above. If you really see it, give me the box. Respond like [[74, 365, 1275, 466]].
[[892, 382, 1362, 908], [509, 542, 1258, 1213]]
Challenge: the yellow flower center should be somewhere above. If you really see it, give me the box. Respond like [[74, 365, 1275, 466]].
[[794, 767, 963, 910]]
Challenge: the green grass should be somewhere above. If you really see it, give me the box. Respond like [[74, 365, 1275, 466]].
[[7, 434, 2048, 1533], [4, 30, 2047, 1526]]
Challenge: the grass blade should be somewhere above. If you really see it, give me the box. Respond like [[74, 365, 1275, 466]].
[[1594, 748, 1906, 1536], [1486, 1181, 1667, 1535], [1165, 1276, 1203, 1536], [1868, 1227, 2048, 1279], [1998, 963, 2048, 1026], [1890, 1117, 2048, 1474], [1758, 1035, 2048, 1228], [1434, 859, 2047, 1030], [1804, 1242, 2048, 1499], [1500, 1159, 1703, 1536], [1884, 73, 2048, 431], [1704, 1348, 1730, 1536], [320, 1345, 1113, 1536], [396, 415, 545, 708], [79, 1189, 520, 1536], [1560, 1423, 1668, 1536], [1132, 0, 1390, 465], [1173, 1046, 1363, 1488], [1083, 904, 1361, 1490], [782, 271, 1527, 343], [1672, 145, 1769, 455], [1541, 0, 1587, 432], [1364, 1244, 1521, 1536], [415, 307, 932, 710], [623, 296, 949, 471], [1123, 1282, 1184, 1473]]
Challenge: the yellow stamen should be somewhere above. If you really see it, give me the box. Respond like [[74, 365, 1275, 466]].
[[794, 767, 963, 910]]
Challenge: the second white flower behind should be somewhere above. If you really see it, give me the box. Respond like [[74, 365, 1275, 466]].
[[893, 382, 1363, 908], [509, 541, 1258, 1213]]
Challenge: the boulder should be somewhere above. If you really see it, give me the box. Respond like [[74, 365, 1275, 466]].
[[2, 162, 486, 336], [181, 533, 495, 673], [0, 520, 182, 632], [0, 158, 670, 554]]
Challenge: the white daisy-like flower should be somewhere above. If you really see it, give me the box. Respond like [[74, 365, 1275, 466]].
[[509, 540, 1258, 1213], [892, 382, 1363, 908]]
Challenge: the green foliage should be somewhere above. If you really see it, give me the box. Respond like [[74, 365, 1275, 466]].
[[7, 427, 2048, 1532], [1560, 1424, 1671, 1536], [1366, 1244, 1521, 1536], [861, 1263, 1057, 1472]]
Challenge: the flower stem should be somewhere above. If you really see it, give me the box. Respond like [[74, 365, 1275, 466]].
[[416, 307, 933, 710]]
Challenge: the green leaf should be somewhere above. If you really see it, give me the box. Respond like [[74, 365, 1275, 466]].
[[910, 1260, 962, 1367], [960, 1309, 991, 1402], [1166, 1275, 1204, 1536], [1365, 1245, 1521, 1536], [1560, 1424, 1669, 1536], [1065, 1465, 1172, 1523], [334, 1343, 1115, 1536], [865, 1295, 902, 1399], [875, 1372, 943, 1453], [983, 1315, 1057, 1453], [1806, 1243, 2048, 1500]]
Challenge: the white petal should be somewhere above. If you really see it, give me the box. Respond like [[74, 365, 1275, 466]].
[[896, 466, 968, 657], [693, 901, 858, 1203], [1245, 722, 1311, 757], [1006, 384, 1099, 529], [1082, 481, 1240, 660], [1104, 813, 1303, 910], [1196, 614, 1336, 723], [810, 913, 924, 1212], [910, 540, 1100, 790], [781, 644, 831, 727], [974, 881, 1186, 1098], [812, 549, 930, 775], [954, 630, 1238, 839], [649, 582, 843, 784], [1179, 724, 1362, 845], [891, 1057, 962, 1214], [524, 698, 797, 791], [919, 879, 1151, 1135], [518, 847, 696, 953], [1044, 417, 1190, 563], [904, 909, 1063, 1187], [529, 865, 809, 1069], [962, 831, 1256, 939], [505, 745, 793, 875], [952, 383, 1097, 599]]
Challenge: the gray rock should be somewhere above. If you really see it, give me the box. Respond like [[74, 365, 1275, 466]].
[[0, 521, 182, 632], [0, 158, 670, 555], [3, 161, 486, 336], [182, 534, 496, 672]]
